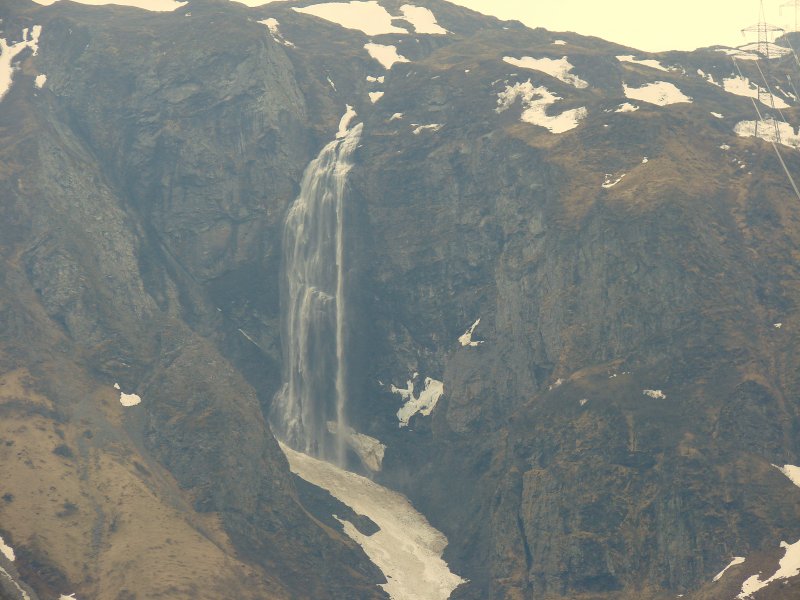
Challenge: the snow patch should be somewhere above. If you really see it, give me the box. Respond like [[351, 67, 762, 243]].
[[399, 4, 448, 34], [390, 112, 404, 121], [34, 73, 46, 89], [294, 1, 408, 35], [366, 75, 385, 83], [720, 144, 730, 150], [774, 322, 783, 329], [641, 156, 648, 163], [623, 81, 692, 106], [643, 389, 666, 399], [281, 443, 466, 599], [458, 319, 483, 347], [737, 539, 800, 599], [369, 91, 384, 103], [59, 595, 77, 600], [721, 75, 790, 109], [364, 43, 409, 69], [392, 376, 444, 427], [615, 102, 639, 113], [496, 80, 587, 133], [412, 123, 442, 134], [602, 173, 626, 188], [0, 536, 14, 561], [553, 39, 567, 45], [774, 464, 800, 488], [502, 55, 588, 89], [258, 18, 295, 47], [711, 112, 724, 119], [617, 54, 669, 72], [734, 119, 800, 149], [579, 398, 589, 406], [713, 556, 745, 582], [0, 25, 43, 103]]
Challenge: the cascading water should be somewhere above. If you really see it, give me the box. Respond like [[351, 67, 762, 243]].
[[270, 106, 362, 466]]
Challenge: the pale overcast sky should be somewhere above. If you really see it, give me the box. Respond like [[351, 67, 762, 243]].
[[449, 0, 797, 51], [31, 0, 800, 52]]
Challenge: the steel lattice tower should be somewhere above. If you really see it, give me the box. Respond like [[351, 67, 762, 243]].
[[742, 1, 785, 142]]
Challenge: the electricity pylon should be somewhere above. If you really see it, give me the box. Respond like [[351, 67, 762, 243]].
[[742, 1, 785, 141]]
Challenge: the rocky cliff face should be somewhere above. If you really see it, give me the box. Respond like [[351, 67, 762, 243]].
[[1, 0, 800, 598]]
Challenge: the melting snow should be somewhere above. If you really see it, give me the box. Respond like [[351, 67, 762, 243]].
[[0, 25, 43, 103], [364, 43, 410, 69], [721, 75, 790, 109], [623, 81, 691, 106], [641, 156, 648, 163], [643, 389, 666, 399], [294, 1, 408, 35], [366, 75, 385, 83], [553, 39, 567, 45], [496, 80, 587, 133], [399, 4, 448, 34], [281, 443, 466, 599], [602, 173, 626, 188], [34, 74, 46, 88], [258, 18, 295, 47], [327, 422, 386, 471], [713, 557, 745, 582], [711, 112, 724, 119], [720, 144, 730, 150], [579, 398, 589, 406], [390, 112, 404, 121], [734, 119, 800, 149], [774, 322, 783, 329], [392, 376, 444, 427], [0, 536, 14, 561], [59, 595, 77, 600], [738, 539, 800, 599], [615, 102, 639, 112], [502, 55, 589, 89], [774, 464, 800, 488], [115, 382, 141, 407], [369, 91, 384, 103], [617, 54, 669, 72], [412, 123, 442, 134], [458, 319, 483, 347]]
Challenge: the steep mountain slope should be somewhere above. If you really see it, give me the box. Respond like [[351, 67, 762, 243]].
[[1, 0, 800, 598]]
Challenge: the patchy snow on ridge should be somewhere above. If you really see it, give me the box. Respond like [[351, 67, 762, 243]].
[[623, 81, 691, 106], [258, 18, 295, 47], [0, 566, 30, 600], [390, 112, 404, 121], [364, 43, 409, 69], [713, 556, 745, 582], [643, 389, 666, 399], [0, 25, 43, 102], [366, 75, 385, 83], [459, 319, 483, 347], [774, 464, 800, 489], [0, 536, 14, 562], [502, 55, 588, 89], [617, 54, 669, 72], [392, 376, 444, 427], [711, 111, 724, 118], [115, 382, 141, 407], [553, 39, 567, 45], [738, 539, 800, 599], [734, 118, 800, 149], [34, 74, 46, 89], [496, 80, 587, 133], [721, 75, 791, 109], [281, 443, 466, 599], [369, 91, 384, 103], [399, 4, 448, 34], [294, 1, 408, 35]]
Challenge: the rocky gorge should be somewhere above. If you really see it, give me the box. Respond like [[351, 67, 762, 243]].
[[1, 0, 800, 598]]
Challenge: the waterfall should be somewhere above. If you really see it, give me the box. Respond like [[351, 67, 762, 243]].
[[271, 107, 362, 466]]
